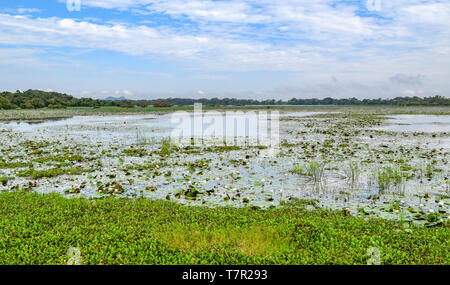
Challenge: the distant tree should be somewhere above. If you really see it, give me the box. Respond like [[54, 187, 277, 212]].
[[0, 89, 448, 109], [117, 100, 135, 108], [152, 99, 173, 108], [30, 98, 45, 108], [48, 104, 65, 109], [22, 101, 34, 109], [137, 101, 149, 108], [0, 97, 13, 109]]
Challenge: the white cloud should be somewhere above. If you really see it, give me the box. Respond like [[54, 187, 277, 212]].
[[0, 13, 326, 71], [0, 7, 41, 14], [403, 89, 416, 96], [37, 88, 53, 92], [1, 1, 449, 98], [390, 74, 425, 86], [60, 0, 148, 10], [15, 8, 42, 14], [140, 0, 267, 23], [0, 14, 207, 58], [0, 47, 49, 68], [122, 89, 133, 96]]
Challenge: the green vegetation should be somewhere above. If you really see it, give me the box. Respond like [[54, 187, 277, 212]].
[[290, 161, 325, 183], [376, 166, 408, 190], [33, 155, 84, 164], [0, 161, 29, 169], [17, 167, 92, 179], [152, 99, 173, 108], [290, 164, 307, 175], [0, 105, 449, 122], [346, 161, 360, 186], [122, 148, 148, 157], [204, 145, 242, 153], [158, 137, 178, 157], [0, 192, 447, 265], [0, 104, 448, 265], [1, 89, 448, 110], [0, 176, 14, 186]]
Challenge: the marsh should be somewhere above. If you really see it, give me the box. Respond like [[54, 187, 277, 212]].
[[1, 106, 448, 227]]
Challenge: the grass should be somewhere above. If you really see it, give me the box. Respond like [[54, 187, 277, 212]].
[[122, 148, 148, 157], [33, 154, 84, 164], [290, 164, 307, 175], [17, 167, 92, 179], [346, 161, 360, 187], [0, 176, 14, 185], [0, 191, 448, 265], [376, 166, 405, 190], [204, 145, 242, 153], [158, 137, 177, 157], [290, 161, 325, 184], [308, 161, 325, 184], [0, 161, 29, 169]]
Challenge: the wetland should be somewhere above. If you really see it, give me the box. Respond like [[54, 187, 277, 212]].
[[0, 105, 449, 264]]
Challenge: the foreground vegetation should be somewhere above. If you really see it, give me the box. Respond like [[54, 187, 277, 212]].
[[0, 192, 448, 265]]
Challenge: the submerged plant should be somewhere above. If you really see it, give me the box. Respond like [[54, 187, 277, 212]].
[[345, 160, 360, 188], [289, 164, 307, 175], [376, 165, 405, 191], [135, 129, 150, 145], [289, 160, 325, 185], [158, 137, 179, 157], [307, 161, 325, 184]]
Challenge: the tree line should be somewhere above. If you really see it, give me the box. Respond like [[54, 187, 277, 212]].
[[0, 89, 448, 110]]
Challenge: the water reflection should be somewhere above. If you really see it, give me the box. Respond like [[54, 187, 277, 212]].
[[376, 115, 450, 133]]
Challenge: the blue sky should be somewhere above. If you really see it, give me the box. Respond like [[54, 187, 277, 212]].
[[0, 0, 449, 99]]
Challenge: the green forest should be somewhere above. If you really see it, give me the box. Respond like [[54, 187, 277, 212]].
[[0, 89, 449, 110]]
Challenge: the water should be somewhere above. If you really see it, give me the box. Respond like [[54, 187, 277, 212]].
[[376, 115, 450, 133], [0, 111, 283, 144], [0, 111, 448, 225]]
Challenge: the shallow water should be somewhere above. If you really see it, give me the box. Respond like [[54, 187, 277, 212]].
[[0, 111, 448, 225], [376, 115, 450, 133], [1, 111, 283, 143]]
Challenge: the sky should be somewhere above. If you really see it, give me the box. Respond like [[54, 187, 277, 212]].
[[0, 0, 449, 100]]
